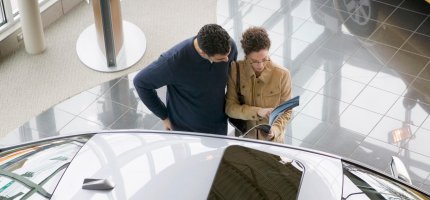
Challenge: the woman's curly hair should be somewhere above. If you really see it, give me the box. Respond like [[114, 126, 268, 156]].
[[240, 27, 271, 56]]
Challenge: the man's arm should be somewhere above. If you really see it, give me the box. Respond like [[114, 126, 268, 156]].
[[133, 55, 174, 120]]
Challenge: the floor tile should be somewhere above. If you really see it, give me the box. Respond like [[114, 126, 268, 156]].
[[110, 109, 161, 130], [217, 0, 250, 17], [387, 50, 429, 76], [352, 42, 397, 65], [375, 0, 404, 7], [292, 65, 332, 92], [406, 128, 430, 157], [349, 137, 401, 171], [27, 108, 76, 138], [292, 21, 328, 43], [268, 31, 287, 55], [241, 4, 277, 26], [55, 91, 98, 115], [303, 47, 347, 73], [422, 117, 430, 130], [318, 75, 365, 103], [405, 78, 430, 105], [78, 98, 130, 127], [369, 23, 413, 48], [352, 86, 399, 115], [419, 62, 430, 81], [385, 8, 427, 32], [290, 85, 317, 113], [264, 15, 306, 37], [368, 66, 414, 95], [290, 0, 315, 20], [314, 124, 366, 157], [59, 116, 105, 135], [370, 1, 397, 22], [255, 0, 290, 11], [416, 17, 430, 37], [338, 105, 383, 135], [273, 37, 312, 61], [399, 0, 430, 15], [339, 57, 382, 84], [368, 116, 418, 145], [401, 33, 430, 58], [100, 78, 139, 108], [320, 33, 362, 56], [150, 120, 165, 130], [86, 77, 122, 96], [284, 135, 315, 149], [286, 113, 330, 144], [270, 54, 293, 69], [386, 97, 430, 127], [300, 93, 348, 123]]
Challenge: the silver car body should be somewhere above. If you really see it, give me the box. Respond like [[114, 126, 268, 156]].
[[50, 130, 342, 199], [1, 130, 429, 200]]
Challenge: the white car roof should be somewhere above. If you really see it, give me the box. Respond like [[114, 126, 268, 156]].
[[51, 131, 343, 200]]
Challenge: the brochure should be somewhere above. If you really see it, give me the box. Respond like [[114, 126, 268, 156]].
[[240, 95, 300, 137]]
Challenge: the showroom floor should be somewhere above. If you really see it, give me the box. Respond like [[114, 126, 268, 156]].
[[2, 0, 430, 193]]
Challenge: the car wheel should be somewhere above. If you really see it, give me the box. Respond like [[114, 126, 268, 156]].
[[333, 0, 377, 37]]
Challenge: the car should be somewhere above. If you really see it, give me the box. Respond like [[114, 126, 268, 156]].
[[0, 130, 429, 199]]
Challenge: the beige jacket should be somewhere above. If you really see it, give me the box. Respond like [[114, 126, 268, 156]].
[[226, 60, 292, 143]]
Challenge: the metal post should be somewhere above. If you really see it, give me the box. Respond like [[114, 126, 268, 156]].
[[99, 0, 116, 67]]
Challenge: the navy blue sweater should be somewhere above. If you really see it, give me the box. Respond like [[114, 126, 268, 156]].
[[133, 37, 238, 135]]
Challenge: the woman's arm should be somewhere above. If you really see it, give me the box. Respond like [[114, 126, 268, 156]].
[[225, 61, 260, 120], [270, 69, 293, 135]]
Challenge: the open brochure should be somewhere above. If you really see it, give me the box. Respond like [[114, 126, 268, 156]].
[[240, 96, 300, 138]]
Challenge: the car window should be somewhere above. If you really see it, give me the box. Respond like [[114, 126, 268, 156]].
[[207, 145, 304, 200], [342, 162, 430, 200], [0, 135, 92, 200]]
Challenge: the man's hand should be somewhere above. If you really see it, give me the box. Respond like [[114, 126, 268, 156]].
[[257, 108, 273, 119], [163, 118, 173, 130]]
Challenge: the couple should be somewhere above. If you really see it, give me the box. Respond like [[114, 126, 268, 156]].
[[133, 24, 292, 143]]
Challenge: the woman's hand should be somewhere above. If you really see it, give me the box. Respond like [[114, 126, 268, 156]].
[[257, 108, 273, 119], [267, 129, 280, 141]]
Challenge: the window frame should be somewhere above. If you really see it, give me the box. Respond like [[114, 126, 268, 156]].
[[0, 0, 6, 26], [0, 0, 50, 35]]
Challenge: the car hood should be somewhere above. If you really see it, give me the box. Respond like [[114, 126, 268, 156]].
[[51, 131, 343, 200]]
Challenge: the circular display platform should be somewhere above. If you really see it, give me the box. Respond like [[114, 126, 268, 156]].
[[76, 21, 146, 72]]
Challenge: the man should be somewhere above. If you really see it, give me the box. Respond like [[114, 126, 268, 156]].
[[134, 24, 237, 135]]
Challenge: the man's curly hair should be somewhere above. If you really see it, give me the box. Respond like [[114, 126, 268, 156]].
[[197, 24, 231, 56], [240, 27, 271, 56]]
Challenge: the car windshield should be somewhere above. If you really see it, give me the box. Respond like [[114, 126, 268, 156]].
[[207, 145, 304, 200], [0, 135, 92, 200], [342, 162, 430, 200]]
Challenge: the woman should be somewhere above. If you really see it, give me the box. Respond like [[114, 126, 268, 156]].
[[226, 27, 292, 143]]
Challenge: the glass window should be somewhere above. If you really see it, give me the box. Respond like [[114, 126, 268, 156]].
[[10, 0, 47, 16], [207, 145, 304, 200], [342, 162, 430, 200], [0, 135, 93, 199], [9, 0, 16, 15], [0, 0, 6, 26]]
